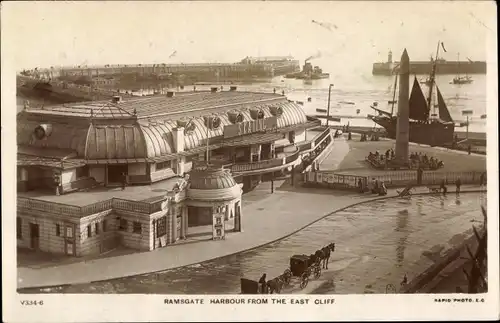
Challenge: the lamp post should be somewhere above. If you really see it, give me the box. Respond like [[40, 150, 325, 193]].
[[462, 110, 473, 140], [326, 84, 334, 127]]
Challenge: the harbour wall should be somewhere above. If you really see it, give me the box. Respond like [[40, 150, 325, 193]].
[[372, 61, 487, 76]]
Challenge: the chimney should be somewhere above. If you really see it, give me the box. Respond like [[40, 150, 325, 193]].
[[111, 95, 122, 104], [230, 86, 237, 91], [210, 87, 219, 93], [166, 91, 175, 98], [172, 127, 185, 153]]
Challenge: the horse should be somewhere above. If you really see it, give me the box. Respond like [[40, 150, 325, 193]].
[[321, 246, 331, 269], [314, 249, 325, 267], [321, 243, 336, 269], [267, 276, 285, 294]]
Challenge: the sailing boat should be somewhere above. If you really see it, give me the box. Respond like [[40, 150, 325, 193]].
[[370, 42, 455, 146], [452, 53, 473, 84], [420, 55, 437, 86]]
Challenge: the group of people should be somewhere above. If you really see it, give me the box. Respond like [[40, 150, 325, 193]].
[[409, 152, 444, 170], [357, 178, 387, 196], [360, 133, 380, 142], [366, 149, 396, 169], [367, 149, 444, 171]]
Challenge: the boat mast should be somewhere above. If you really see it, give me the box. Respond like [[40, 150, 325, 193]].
[[426, 41, 440, 119], [391, 73, 398, 116], [457, 52, 460, 79]]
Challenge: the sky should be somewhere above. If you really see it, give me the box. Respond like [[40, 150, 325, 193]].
[[2, 1, 496, 71]]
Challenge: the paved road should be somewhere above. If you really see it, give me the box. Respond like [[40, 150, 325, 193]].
[[23, 192, 486, 294]]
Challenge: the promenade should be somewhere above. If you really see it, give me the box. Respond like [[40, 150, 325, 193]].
[[17, 135, 488, 290], [18, 182, 485, 290]]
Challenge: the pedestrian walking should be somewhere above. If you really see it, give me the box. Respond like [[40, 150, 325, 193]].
[[440, 179, 447, 195], [121, 172, 128, 190], [455, 177, 461, 195], [417, 167, 423, 186], [479, 172, 486, 187], [358, 178, 364, 193], [259, 274, 267, 294]]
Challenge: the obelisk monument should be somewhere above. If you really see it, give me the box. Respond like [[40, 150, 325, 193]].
[[395, 49, 410, 165]]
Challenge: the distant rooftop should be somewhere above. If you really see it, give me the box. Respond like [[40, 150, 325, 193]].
[[24, 90, 285, 120]]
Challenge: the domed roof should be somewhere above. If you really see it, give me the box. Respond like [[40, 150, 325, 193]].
[[189, 166, 238, 190]]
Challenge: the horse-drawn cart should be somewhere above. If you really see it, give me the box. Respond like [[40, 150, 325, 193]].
[[282, 254, 321, 289], [240, 278, 261, 294]]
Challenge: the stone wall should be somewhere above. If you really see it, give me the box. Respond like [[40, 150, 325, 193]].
[[115, 209, 155, 251], [17, 210, 79, 255], [78, 210, 116, 256]]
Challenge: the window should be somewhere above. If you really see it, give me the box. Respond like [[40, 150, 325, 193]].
[[119, 219, 128, 231], [102, 219, 108, 232], [87, 225, 92, 238], [95, 222, 100, 235], [156, 216, 167, 237], [76, 166, 90, 178], [56, 224, 61, 236], [156, 161, 171, 171], [133, 222, 142, 234], [17, 217, 22, 239]]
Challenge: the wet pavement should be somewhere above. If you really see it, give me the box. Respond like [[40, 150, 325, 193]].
[[26, 192, 486, 294]]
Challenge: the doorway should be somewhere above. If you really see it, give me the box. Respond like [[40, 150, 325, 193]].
[[29, 223, 40, 249], [107, 164, 128, 184]]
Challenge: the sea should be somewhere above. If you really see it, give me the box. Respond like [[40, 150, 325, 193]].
[[16, 65, 488, 134]]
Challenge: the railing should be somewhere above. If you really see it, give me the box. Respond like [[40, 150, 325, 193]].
[[80, 199, 114, 216], [17, 194, 170, 217], [314, 128, 331, 146], [303, 172, 365, 191], [303, 170, 486, 191], [17, 197, 82, 216], [227, 148, 302, 174], [297, 141, 313, 152], [285, 149, 300, 164], [230, 158, 284, 172], [112, 198, 153, 214]]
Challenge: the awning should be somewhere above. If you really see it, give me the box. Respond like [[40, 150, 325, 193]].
[[18, 145, 77, 159], [17, 154, 86, 169]]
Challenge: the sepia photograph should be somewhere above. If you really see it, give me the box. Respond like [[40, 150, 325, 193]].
[[2, 0, 498, 322]]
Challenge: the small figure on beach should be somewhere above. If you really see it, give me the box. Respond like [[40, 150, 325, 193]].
[[358, 178, 364, 193], [440, 179, 447, 195], [401, 274, 408, 287], [372, 179, 379, 194], [479, 172, 486, 187], [379, 181, 387, 196], [455, 178, 461, 195]]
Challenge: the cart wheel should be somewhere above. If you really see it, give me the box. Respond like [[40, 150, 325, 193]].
[[314, 265, 321, 279], [300, 273, 309, 289]]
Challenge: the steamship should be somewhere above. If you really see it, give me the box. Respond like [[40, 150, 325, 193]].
[[370, 46, 455, 146]]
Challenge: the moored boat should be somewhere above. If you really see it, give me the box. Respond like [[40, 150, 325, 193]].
[[370, 42, 456, 146]]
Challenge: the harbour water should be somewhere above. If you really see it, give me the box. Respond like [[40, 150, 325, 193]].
[[16, 60, 488, 133], [26, 192, 486, 294]]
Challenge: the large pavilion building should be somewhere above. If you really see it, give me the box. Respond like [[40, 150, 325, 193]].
[[16, 87, 333, 257]]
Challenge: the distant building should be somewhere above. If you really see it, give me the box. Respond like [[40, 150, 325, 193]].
[[91, 76, 117, 87], [16, 88, 331, 257]]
